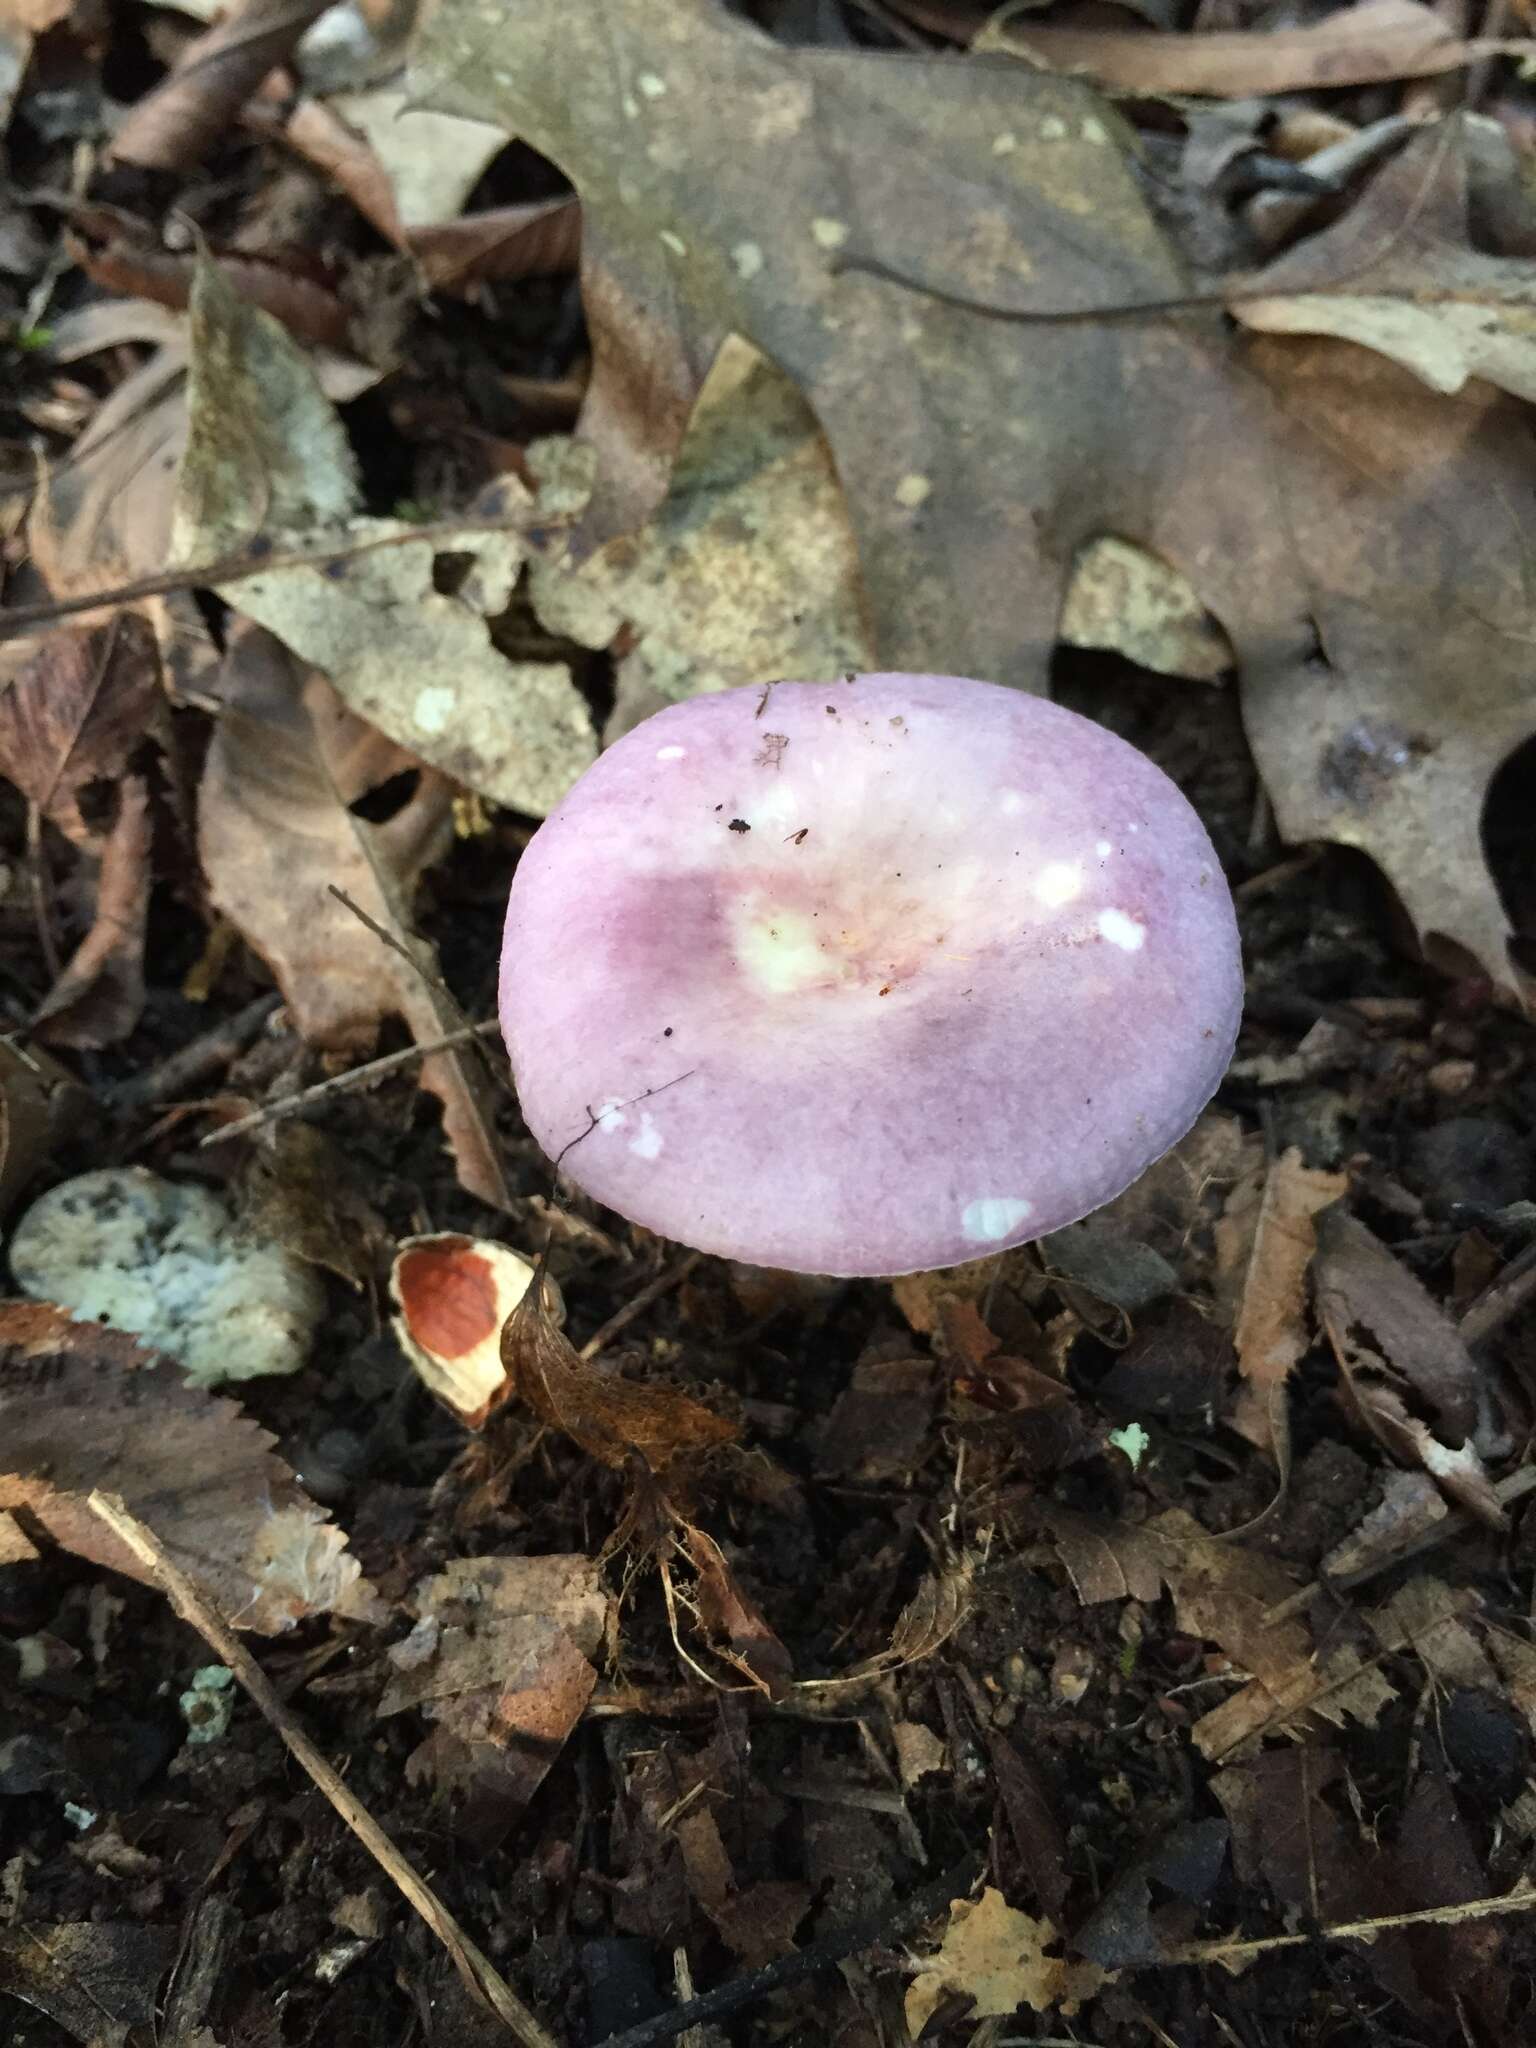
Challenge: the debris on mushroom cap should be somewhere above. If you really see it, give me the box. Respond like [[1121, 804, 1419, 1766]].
[[390, 1232, 561, 1428], [500, 674, 1243, 1277]]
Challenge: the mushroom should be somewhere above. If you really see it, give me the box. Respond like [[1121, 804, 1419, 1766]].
[[500, 673, 1242, 1277]]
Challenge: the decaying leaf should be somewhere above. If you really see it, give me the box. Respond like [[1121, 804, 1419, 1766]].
[[0, 1301, 378, 1632], [1226, 1149, 1348, 1481], [0, 1922, 178, 2048], [979, 0, 1532, 97], [240, 1121, 387, 1291], [174, 258, 596, 816], [905, 1887, 1109, 2034], [501, 1280, 737, 1470], [412, 9, 1535, 992], [381, 1553, 607, 1851], [391, 1232, 558, 1427], [198, 622, 510, 1209], [1235, 127, 1536, 406], [1315, 1205, 1505, 1526], [670, 1805, 811, 1965], [529, 337, 871, 732]]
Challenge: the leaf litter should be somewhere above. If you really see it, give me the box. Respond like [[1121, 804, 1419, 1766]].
[[3, 0, 1536, 2042]]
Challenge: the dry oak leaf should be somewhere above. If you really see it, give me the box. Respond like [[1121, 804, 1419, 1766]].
[[905, 1887, 1109, 2034], [0, 1301, 379, 1633], [412, 10, 1534, 993]]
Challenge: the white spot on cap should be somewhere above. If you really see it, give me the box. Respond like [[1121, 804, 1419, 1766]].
[[895, 473, 931, 509], [1096, 839, 1113, 858], [656, 744, 686, 761], [638, 70, 667, 96], [1127, 821, 1141, 834], [659, 229, 687, 257], [732, 242, 764, 281], [1040, 114, 1068, 141], [812, 217, 849, 249], [992, 130, 1017, 155], [595, 1099, 627, 1134], [1000, 790, 1025, 816], [1033, 861, 1082, 908], [412, 685, 455, 735], [1081, 115, 1109, 144], [962, 1197, 1034, 1243], [1098, 908, 1145, 951], [629, 1114, 663, 1160]]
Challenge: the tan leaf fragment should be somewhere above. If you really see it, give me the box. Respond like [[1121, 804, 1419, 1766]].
[[1365, 1577, 1495, 1690], [0, 1510, 38, 1564], [174, 257, 595, 817], [381, 1554, 607, 1844], [0, 1301, 379, 1633], [892, 1719, 947, 1788], [1228, 1150, 1347, 1474], [979, 0, 1532, 96], [198, 623, 511, 1210], [1192, 1644, 1397, 1766], [905, 1888, 1109, 2035], [0, 1038, 85, 1220]]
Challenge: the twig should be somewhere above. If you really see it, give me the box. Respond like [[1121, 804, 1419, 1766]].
[[591, 1855, 983, 2048], [85, 1492, 563, 2048], [578, 1251, 704, 1360], [0, 509, 569, 643], [1167, 1881, 1536, 1966], [197, 1019, 500, 1145], [115, 992, 282, 1109]]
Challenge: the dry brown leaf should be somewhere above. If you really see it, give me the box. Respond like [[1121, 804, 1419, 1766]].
[[412, 199, 581, 294], [0, 1922, 177, 2048], [905, 1887, 1109, 2035], [678, 1519, 792, 1698], [1366, 1576, 1495, 1689], [1235, 127, 1536, 405], [240, 1122, 386, 1291], [0, 615, 167, 847], [1315, 1205, 1504, 1526], [31, 774, 154, 1049], [501, 1280, 737, 1471], [198, 623, 511, 1209], [0, 1301, 378, 1633], [671, 1804, 811, 1964], [110, 0, 333, 171], [1042, 1506, 1168, 1605], [1228, 1149, 1348, 1478], [414, 13, 1533, 991], [1320, 1468, 1449, 1584], [980, 0, 1532, 95], [382, 1554, 605, 1853], [1191, 1640, 1397, 1765]]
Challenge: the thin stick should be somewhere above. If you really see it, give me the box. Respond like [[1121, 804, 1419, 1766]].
[[115, 992, 282, 1109], [1167, 1882, 1536, 1967], [86, 1493, 563, 2048], [579, 1252, 704, 1361], [198, 1019, 500, 1145]]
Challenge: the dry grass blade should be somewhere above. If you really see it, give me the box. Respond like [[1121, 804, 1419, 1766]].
[[85, 1492, 564, 2048]]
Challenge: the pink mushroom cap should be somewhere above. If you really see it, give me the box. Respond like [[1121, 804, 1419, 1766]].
[[500, 674, 1242, 1277]]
